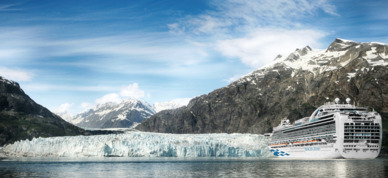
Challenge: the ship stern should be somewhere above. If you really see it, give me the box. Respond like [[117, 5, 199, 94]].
[[338, 112, 382, 159]]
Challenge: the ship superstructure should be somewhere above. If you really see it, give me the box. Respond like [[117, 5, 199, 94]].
[[269, 98, 382, 159]]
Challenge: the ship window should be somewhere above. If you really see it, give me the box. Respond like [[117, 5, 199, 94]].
[[340, 108, 367, 112], [316, 109, 323, 117]]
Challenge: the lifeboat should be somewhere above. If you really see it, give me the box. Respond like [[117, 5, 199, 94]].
[[269, 143, 289, 147]]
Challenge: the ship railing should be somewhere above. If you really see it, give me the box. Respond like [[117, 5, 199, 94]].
[[273, 133, 336, 144], [322, 104, 354, 109], [282, 118, 335, 133]]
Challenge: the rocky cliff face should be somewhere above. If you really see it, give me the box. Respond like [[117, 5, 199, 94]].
[[72, 98, 155, 129], [0, 77, 86, 146], [137, 39, 388, 134]]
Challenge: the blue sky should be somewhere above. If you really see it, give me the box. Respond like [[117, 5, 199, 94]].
[[0, 0, 388, 115]]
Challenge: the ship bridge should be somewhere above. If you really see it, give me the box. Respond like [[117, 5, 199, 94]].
[[309, 98, 367, 122]]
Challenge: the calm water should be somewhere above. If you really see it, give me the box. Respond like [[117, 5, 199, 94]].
[[1, 157, 388, 177]]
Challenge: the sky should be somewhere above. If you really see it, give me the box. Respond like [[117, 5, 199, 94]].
[[0, 0, 388, 116]]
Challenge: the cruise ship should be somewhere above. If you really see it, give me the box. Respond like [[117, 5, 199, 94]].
[[268, 98, 382, 159]]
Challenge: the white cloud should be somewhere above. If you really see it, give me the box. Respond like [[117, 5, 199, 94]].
[[0, 4, 22, 11], [0, 27, 209, 78], [169, 0, 337, 69], [0, 49, 27, 60], [91, 83, 147, 106], [172, 0, 337, 34], [167, 23, 184, 35], [95, 93, 121, 105], [52, 102, 74, 121], [0, 67, 34, 81], [0, 0, 340, 117], [189, 15, 232, 34], [80, 102, 94, 111], [119, 83, 145, 99], [38, 35, 208, 67], [216, 28, 326, 68], [54, 102, 74, 114], [0, 28, 40, 63], [23, 84, 117, 92]]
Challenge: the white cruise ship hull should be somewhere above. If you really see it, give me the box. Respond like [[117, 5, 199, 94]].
[[269, 143, 380, 159], [268, 102, 382, 159], [270, 146, 341, 159]]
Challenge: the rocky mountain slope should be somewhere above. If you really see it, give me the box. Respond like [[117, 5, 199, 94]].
[[0, 77, 85, 146], [137, 39, 388, 135], [72, 98, 155, 129]]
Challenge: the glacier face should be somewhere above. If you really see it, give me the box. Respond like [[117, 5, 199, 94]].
[[1, 132, 271, 158]]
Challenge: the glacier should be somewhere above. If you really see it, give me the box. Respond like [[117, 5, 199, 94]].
[[1, 132, 272, 158]]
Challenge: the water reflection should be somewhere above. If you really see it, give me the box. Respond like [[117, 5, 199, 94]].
[[0, 158, 387, 177]]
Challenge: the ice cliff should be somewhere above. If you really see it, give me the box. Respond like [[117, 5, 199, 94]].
[[1, 132, 271, 158]]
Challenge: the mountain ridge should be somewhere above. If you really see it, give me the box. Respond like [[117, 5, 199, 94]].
[[136, 38, 388, 135], [71, 98, 156, 129], [59, 98, 191, 129], [0, 76, 85, 146]]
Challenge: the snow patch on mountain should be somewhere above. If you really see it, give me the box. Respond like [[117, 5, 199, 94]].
[[2, 132, 271, 158], [347, 72, 356, 82], [153, 98, 191, 113]]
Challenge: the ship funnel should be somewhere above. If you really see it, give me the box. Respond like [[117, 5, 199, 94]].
[[346, 98, 351, 104], [335, 98, 340, 104]]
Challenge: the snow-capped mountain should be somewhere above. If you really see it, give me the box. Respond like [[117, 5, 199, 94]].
[[153, 98, 191, 112], [138, 38, 388, 134], [237, 38, 388, 84], [72, 98, 155, 129]]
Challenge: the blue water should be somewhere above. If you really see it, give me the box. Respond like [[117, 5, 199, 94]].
[[1, 157, 387, 177]]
